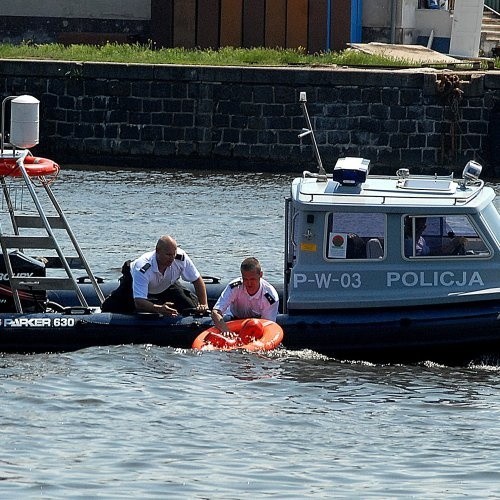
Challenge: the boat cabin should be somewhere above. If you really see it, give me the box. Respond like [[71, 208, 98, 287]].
[[284, 157, 500, 312]]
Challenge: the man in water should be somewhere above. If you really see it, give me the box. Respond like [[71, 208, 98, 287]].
[[211, 257, 279, 334]]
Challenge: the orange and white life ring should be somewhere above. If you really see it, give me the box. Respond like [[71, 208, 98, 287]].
[[0, 156, 60, 178], [192, 318, 284, 352]]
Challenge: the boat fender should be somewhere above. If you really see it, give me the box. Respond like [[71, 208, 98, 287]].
[[175, 253, 185, 261], [140, 263, 151, 273], [264, 292, 276, 304], [230, 279, 243, 289]]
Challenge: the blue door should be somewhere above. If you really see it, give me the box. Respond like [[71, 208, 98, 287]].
[[350, 0, 363, 43]]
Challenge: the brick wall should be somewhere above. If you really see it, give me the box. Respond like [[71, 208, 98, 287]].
[[1, 60, 499, 176]]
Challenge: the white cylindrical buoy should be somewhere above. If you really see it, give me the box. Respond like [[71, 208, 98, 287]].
[[10, 95, 39, 149]]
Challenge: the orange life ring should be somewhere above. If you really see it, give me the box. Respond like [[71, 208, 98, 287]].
[[0, 156, 60, 177], [192, 318, 284, 352]]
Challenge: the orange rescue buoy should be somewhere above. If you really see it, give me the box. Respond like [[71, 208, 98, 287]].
[[0, 156, 60, 178], [192, 318, 284, 352]]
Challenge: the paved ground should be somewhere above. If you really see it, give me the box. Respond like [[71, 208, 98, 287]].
[[349, 42, 459, 64]]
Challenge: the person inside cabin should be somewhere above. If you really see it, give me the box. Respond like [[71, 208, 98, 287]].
[[211, 257, 279, 335], [404, 217, 430, 256], [404, 217, 468, 257], [346, 233, 366, 259], [131, 235, 208, 316], [102, 235, 208, 315]]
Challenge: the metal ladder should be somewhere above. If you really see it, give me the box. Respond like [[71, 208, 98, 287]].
[[0, 160, 105, 313]]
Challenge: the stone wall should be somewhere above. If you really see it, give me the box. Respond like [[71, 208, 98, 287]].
[[1, 59, 499, 175]]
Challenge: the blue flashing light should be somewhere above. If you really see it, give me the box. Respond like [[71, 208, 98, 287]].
[[332, 157, 370, 186]]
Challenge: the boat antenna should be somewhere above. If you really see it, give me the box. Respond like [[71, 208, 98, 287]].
[[298, 92, 327, 177]]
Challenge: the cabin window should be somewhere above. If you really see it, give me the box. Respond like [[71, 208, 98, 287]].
[[325, 213, 385, 259], [403, 215, 491, 258]]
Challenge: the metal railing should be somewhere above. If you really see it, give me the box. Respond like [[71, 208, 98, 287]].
[[485, 0, 500, 13], [445, 0, 499, 12]]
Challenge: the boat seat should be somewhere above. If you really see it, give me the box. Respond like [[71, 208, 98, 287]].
[[366, 238, 384, 259]]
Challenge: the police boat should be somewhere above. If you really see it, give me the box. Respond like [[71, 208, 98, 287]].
[[279, 93, 500, 363], [1, 93, 500, 364]]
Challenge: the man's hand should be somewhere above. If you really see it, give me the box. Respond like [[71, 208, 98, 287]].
[[159, 302, 178, 316], [211, 308, 235, 337], [221, 330, 238, 339]]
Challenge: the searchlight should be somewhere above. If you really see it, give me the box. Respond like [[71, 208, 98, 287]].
[[462, 160, 482, 183]]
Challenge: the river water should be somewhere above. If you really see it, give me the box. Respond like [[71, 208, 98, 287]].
[[2, 166, 500, 498]]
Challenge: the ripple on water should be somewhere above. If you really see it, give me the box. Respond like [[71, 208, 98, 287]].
[[1, 168, 500, 497]]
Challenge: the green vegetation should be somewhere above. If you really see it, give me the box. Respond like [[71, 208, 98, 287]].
[[0, 42, 498, 69], [0, 42, 414, 67]]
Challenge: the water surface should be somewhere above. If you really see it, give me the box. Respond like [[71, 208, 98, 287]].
[[1, 166, 500, 498]]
